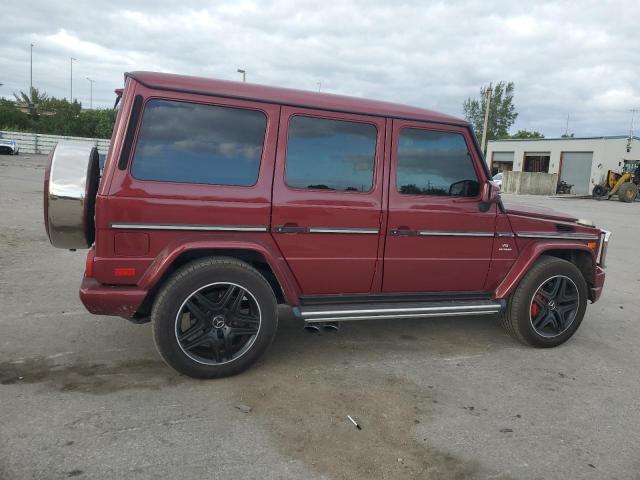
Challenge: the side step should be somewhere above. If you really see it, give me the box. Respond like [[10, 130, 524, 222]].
[[296, 300, 503, 323]]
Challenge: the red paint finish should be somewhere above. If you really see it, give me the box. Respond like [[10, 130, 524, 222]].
[[114, 232, 149, 256], [135, 235, 300, 304], [493, 240, 596, 300], [382, 120, 496, 292], [79, 277, 146, 317], [71, 71, 607, 318], [127, 71, 465, 126], [270, 107, 386, 294], [484, 214, 519, 291]]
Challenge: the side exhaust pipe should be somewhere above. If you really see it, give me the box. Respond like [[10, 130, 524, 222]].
[[303, 322, 340, 333], [304, 323, 321, 333], [322, 322, 340, 332]]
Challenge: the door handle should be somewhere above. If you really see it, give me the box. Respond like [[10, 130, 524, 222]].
[[390, 226, 415, 236], [274, 223, 307, 234]]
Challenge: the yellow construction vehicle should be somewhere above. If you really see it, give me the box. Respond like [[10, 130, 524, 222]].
[[592, 160, 640, 202]]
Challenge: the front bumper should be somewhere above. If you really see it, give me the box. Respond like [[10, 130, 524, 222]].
[[590, 266, 606, 303], [79, 277, 147, 318]]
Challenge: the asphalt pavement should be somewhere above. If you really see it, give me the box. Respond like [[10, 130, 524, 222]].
[[1, 154, 639, 479]]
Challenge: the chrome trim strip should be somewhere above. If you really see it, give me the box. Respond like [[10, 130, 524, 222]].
[[598, 229, 611, 267], [496, 232, 515, 237], [301, 303, 501, 318], [308, 227, 379, 234], [417, 230, 494, 237], [110, 223, 268, 232], [304, 309, 500, 323], [515, 232, 600, 241]]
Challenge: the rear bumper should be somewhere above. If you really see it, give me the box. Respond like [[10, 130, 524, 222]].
[[590, 266, 606, 303], [79, 277, 147, 318]]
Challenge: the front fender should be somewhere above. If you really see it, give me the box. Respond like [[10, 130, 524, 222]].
[[136, 233, 301, 304], [493, 240, 596, 300]]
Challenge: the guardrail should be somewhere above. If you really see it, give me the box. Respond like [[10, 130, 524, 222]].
[[0, 130, 110, 155]]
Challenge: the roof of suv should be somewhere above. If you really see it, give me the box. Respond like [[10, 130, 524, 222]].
[[126, 71, 467, 126]]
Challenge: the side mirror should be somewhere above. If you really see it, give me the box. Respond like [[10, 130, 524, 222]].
[[479, 181, 501, 212]]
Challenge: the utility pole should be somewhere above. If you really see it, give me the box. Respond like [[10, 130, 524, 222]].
[[630, 109, 638, 138], [86, 77, 95, 109], [480, 83, 492, 155], [30, 43, 34, 99], [237, 69, 246, 83], [564, 114, 570, 136], [317, 81, 322, 92], [70, 57, 77, 102]]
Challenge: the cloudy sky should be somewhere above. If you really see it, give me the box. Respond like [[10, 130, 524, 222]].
[[1, 0, 639, 137]]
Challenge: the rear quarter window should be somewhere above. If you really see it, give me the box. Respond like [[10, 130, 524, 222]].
[[130, 99, 266, 186]]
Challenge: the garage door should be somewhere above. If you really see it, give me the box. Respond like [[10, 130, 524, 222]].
[[560, 152, 593, 195]]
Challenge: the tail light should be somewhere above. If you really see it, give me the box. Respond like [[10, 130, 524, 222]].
[[85, 248, 96, 278]]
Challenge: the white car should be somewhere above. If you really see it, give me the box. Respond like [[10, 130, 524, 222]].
[[0, 139, 19, 155], [492, 172, 503, 188]]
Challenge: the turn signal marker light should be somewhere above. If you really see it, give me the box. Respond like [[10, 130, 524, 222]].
[[587, 241, 598, 251], [114, 267, 136, 277]]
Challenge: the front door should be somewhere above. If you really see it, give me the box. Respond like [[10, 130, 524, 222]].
[[383, 120, 497, 293], [271, 107, 386, 295]]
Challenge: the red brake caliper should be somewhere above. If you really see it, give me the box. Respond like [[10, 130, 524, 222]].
[[530, 294, 542, 317]]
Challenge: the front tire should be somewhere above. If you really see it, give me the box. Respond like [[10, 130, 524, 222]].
[[152, 257, 278, 378], [617, 182, 638, 203], [501, 256, 588, 348]]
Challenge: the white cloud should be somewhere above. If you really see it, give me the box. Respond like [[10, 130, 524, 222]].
[[1, 0, 639, 137]]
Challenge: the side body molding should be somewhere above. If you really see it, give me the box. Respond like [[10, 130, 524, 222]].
[[493, 240, 596, 300], [136, 234, 301, 304]]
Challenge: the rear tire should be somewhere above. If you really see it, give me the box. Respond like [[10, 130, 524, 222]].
[[591, 185, 608, 198], [152, 257, 278, 378], [617, 182, 638, 202], [501, 256, 588, 348]]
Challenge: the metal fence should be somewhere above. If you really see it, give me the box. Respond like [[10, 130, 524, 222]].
[[0, 130, 110, 155]]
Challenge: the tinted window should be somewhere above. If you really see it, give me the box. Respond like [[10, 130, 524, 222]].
[[396, 129, 479, 197], [285, 116, 376, 192], [131, 100, 266, 186]]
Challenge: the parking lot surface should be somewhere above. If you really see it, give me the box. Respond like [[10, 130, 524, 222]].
[[1, 154, 639, 479]]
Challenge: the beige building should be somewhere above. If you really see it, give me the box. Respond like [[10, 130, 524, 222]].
[[486, 136, 640, 195]]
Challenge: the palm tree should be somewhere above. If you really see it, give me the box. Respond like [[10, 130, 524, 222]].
[[13, 88, 48, 120]]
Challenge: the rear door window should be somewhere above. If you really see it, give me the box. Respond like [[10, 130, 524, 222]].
[[130, 99, 266, 186], [285, 116, 377, 192], [396, 128, 479, 197]]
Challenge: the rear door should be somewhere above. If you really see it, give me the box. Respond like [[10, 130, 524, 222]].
[[271, 107, 386, 295], [382, 120, 497, 293]]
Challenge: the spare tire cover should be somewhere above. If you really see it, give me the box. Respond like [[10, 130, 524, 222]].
[[44, 141, 100, 249]]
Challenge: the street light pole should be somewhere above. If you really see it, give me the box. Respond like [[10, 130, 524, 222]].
[[86, 77, 95, 109], [30, 43, 34, 98], [70, 57, 77, 102], [237, 69, 246, 83]]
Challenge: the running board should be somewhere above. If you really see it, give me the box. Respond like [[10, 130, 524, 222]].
[[296, 300, 504, 323]]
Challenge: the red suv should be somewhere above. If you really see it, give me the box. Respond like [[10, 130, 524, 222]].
[[44, 72, 610, 378]]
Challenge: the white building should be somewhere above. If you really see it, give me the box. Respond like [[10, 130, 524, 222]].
[[486, 136, 640, 195]]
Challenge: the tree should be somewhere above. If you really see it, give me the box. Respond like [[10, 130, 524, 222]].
[[13, 88, 49, 123], [463, 81, 518, 141], [1, 88, 116, 139], [0, 99, 30, 131], [509, 130, 544, 139]]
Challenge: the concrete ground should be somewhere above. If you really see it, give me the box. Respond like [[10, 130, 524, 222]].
[[1, 153, 639, 480]]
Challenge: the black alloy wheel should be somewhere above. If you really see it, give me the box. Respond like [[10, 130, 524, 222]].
[[176, 282, 261, 365], [529, 275, 580, 338]]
